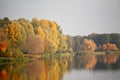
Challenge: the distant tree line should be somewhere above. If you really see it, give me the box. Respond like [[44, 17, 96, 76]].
[[66, 33, 120, 52], [0, 17, 67, 57]]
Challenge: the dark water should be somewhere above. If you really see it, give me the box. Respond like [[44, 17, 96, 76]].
[[0, 54, 120, 80]]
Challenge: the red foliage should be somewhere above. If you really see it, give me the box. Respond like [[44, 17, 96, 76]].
[[0, 42, 7, 52], [101, 43, 118, 51]]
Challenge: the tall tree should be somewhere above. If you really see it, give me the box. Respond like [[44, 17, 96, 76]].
[[24, 35, 43, 54], [81, 39, 97, 52]]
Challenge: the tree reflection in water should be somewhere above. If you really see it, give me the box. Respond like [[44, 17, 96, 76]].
[[74, 55, 98, 69], [0, 57, 73, 80], [74, 53, 120, 70], [102, 54, 118, 64], [0, 54, 120, 80]]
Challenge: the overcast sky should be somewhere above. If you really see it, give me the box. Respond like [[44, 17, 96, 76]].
[[0, 0, 120, 36]]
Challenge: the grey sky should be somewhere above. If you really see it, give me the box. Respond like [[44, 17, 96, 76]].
[[0, 0, 120, 36]]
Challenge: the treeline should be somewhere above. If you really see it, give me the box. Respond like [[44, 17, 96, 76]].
[[0, 17, 120, 56], [0, 17, 67, 57], [66, 33, 120, 52]]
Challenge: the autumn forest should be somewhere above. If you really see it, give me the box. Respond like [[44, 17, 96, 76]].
[[0, 17, 67, 57], [0, 17, 120, 57]]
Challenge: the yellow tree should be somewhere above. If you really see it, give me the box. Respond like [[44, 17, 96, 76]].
[[31, 17, 40, 28], [32, 18, 68, 54], [18, 18, 35, 37], [33, 19, 61, 54], [4, 21, 26, 56]]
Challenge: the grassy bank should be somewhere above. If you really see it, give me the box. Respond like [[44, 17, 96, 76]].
[[75, 51, 120, 55], [0, 57, 33, 65], [38, 52, 74, 58]]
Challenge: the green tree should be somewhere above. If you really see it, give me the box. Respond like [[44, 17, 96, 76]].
[[73, 36, 81, 52], [93, 34, 110, 46], [110, 33, 120, 49]]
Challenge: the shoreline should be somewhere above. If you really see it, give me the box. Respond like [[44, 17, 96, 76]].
[[0, 51, 120, 65], [0, 53, 73, 65]]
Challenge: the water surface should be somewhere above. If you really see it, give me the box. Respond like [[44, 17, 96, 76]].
[[0, 54, 120, 80]]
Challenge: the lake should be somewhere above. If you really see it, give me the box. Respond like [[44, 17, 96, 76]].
[[0, 54, 120, 80]]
